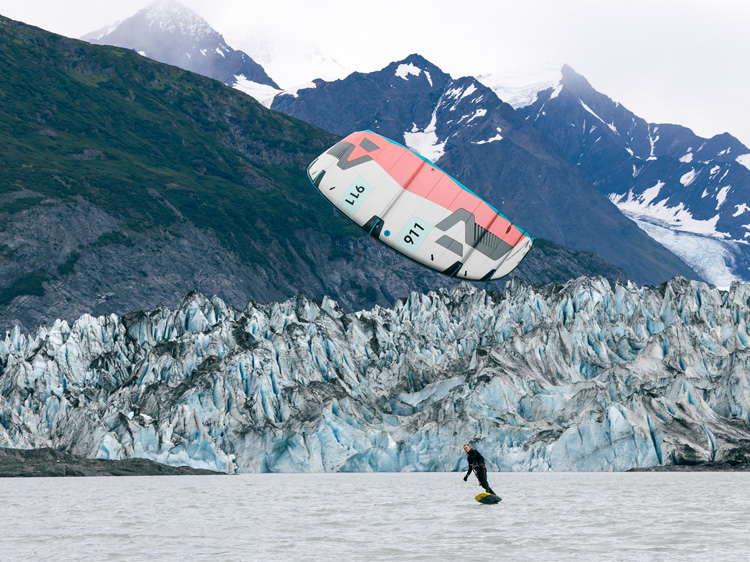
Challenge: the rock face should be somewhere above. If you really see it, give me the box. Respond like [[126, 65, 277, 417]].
[[494, 64, 750, 287], [2, 277, 750, 473]]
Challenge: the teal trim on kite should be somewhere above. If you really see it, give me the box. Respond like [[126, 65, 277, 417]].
[[307, 131, 534, 281]]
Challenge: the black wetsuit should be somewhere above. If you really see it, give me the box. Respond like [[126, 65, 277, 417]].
[[464, 448, 495, 495]]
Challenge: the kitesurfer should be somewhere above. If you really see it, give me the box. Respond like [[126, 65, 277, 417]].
[[462, 444, 496, 495]]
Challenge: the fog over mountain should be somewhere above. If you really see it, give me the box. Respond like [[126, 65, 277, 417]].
[[83, 0, 278, 89]]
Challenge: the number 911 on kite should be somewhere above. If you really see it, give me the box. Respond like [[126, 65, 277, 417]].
[[307, 130, 533, 281]]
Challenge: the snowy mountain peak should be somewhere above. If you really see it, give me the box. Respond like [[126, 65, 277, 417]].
[[140, 0, 214, 38], [83, 0, 278, 88], [144, 0, 195, 18], [388, 54, 447, 80], [399, 53, 439, 69], [559, 63, 597, 93]]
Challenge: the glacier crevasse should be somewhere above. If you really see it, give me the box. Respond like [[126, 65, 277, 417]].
[[1, 276, 750, 473]]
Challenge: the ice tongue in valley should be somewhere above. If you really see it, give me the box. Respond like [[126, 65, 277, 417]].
[[1, 277, 750, 473]]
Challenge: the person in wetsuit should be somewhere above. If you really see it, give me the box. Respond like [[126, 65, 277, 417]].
[[462, 444, 496, 495]]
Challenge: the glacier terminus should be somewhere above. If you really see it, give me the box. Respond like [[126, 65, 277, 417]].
[[1, 276, 750, 473]]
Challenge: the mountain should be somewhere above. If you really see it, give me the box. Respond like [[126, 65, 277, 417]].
[[82, 0, 279, 90], [482, 65, 750, 287], [3, 277, 750, 472], [0, 16, 629, 330], [271, 54, 699, 286]]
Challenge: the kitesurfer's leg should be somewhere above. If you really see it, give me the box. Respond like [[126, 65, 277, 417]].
[[476, 467, 495, 495]]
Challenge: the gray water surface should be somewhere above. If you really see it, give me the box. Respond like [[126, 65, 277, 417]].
[[2, 472, 748, 561]]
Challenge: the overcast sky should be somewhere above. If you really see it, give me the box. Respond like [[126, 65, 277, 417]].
[[1, 0, 748, 148]]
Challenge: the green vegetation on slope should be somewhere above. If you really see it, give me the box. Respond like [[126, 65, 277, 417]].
[[0, 270, 47, 306], [0, 16, 352, 268]]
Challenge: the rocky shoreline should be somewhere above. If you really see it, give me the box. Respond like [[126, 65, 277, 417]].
[[629, 462, 750, 472], [0, 447, 222, 477]]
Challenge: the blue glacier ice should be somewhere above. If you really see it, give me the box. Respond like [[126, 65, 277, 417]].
[[1, 277, 750, 473]]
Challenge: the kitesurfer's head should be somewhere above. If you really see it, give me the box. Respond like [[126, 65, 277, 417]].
[[463, 444, 471, 453]]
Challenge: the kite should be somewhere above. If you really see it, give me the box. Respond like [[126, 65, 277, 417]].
[[308, 131, 533, 280]]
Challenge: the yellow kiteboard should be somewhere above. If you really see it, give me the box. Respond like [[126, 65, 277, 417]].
[[475, 492, 502, 504]]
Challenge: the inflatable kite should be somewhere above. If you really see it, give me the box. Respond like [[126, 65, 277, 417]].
[[307, 131, 533, 281]]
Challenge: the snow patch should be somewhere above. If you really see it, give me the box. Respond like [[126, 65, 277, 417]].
[[679, 153, 694, 163], [403, 107, 446, 163], [395, 63, 421, 80], [215, 47, 225, 58], [232, 76, 282, 108], [716, 186, 731, 210], [277, 81, 317, 99], [648, 126, 659, 158], [461, 83, 477, 100], [549, 83, 563, 100], [472, 128, 504, 145], [466, 109, 487, 123], [737, 154, 750, 171], [680, 169, 697, 186], [733, 204, 750, 217], [445, 86, 463, 99], [578, 100, 610, 131], [610, 182, 729, 238], [639, 181, 665, 205]]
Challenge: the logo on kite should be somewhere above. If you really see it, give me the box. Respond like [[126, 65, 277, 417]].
[[307, 131, 533, 281]]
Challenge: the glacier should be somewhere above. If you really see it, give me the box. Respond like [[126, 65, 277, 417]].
[[1, 277, 750, 473]]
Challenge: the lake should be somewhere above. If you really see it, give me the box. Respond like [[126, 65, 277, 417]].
[[1, 472, 748, 561]]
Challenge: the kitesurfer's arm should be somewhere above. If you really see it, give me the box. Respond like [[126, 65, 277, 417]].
[[463, 449, 477, 480]]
